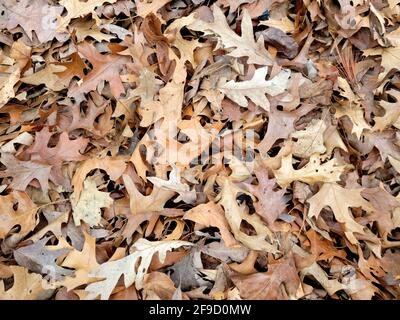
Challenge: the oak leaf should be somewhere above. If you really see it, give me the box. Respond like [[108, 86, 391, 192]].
[[0, 50, 24, 109], [272, 153, 347, 188], [14, 237, 72, 280], [0, 153, 52, 193], [245, 166, 288, 226], [21, 64, 67, 92], [122, 173, 175, 216], [230, 254, 302, 299], [188, 5, 273, 65], [57, 0, 118, 33], [372, 90, 400, 131], [148, 164, 196, 204], [143, 271, 185, 300], [307, 183, 374, 244], [65, 98, 111, 136], [0, 191, 37, 240], [135, 0, 172, 18], [27, 128, 88, 186], [71, 178, 113, 227], [258, 103, 316, 155], [68, 42, 130, 98], [58, 231, 100, 291], [259, 17, 295, 33], [0, 266, 53, 300], [217, 179, 278, 253], [218, 67, 291, 111], [291, 119, 327, 158], [84, 239, 192, 299], [72, 157, 126, 203], [0, 0, 65, 43], [335, 104, 370, 139], [184, 202, 238, 247], [168, 249, 210, 290], [363, 46, 400, 82]]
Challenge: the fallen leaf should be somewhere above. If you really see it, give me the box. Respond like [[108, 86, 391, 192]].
[[84, 239, 192, 299], [71, 178, 113, 227], [0, 266, 53, 300], [218, 67, 291, 111], [188, 6, 273, 65], [307, 183, 374, 244]]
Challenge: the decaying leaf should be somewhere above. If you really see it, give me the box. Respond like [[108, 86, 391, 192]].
[[71, 178, 113, 227], [188, 5, 273, 65], [148, 164, 196, 204], [68, 42, 130, 98], [307, 183, 374, 244], [230, 254, 303, 299], [0, 191, 37, 240], [184, 202, 238, 247], [0, 266, 53, 300], [217, 179, 278, 253], [14, 237, 72, 280], [291, 119, 327, 158], [272, 154, 348, 188], [84, 239, 192, 299], [0, 0, 65, 44], [0, 0, 400, 302], [218, 67, 291, 111]]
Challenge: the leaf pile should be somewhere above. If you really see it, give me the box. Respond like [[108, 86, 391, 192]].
[[0, 0, 400, 300]]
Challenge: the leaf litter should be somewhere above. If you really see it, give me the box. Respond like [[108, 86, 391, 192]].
[[0, 0, 399, 300]]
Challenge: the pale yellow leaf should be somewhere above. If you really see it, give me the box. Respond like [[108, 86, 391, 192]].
[[71, 178, 113, 227], [273, 154, 347, 188]]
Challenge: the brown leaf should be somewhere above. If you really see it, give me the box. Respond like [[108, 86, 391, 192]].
[[184, 202, 238, 247], [259, 27, 299, 59], [230, 254, 301, 299], [0, 153, 52, 193], [0, 0, 64, 44], [68, 42, 130, 98], [0, 191, 37, 240]]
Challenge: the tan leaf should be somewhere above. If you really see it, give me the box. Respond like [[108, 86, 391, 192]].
[[0, 153, 52, 193], [135, 0, 172, 18], [184, 202, 238, 247], [307, 183, 374, 244], [59, 231, 100, 291], [188, 5, 273, 65], [84, 239, 192, 299], [373, 90, 400, 131], [272, 154, 347, 188], [72, 157, 126, 203], [230, 254, 302, 299], [0, 0, 65, 43], [21, 64, 67, 91], [68, 42, 130, 98], [0, 191, 37, 240], [142, 271, 185, 300], [245, 166, 288, 226], [57, 0, 118, 32], [363, 46, 400, 82], [300, 262, 345, 296], [291, 119, 327, 158], [218, 67, 291, 111], [0, 266, 53, 300], [216, 179, 278, 253], [218, 0, 256, 13], [123, 174, 175, 216], [389, 155, 400, 174], [259, 17, 295, 33], [335, 104, 371, 139], [0, 53, 20, 109], [71, 178, 113, 227], [148, 164, 196, 204]]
